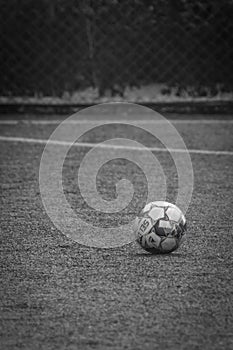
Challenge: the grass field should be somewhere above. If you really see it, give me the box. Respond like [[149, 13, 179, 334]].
[[0, 108, 233, 350]]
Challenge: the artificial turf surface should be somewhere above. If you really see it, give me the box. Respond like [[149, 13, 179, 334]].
[[0, 111, 233, 350]]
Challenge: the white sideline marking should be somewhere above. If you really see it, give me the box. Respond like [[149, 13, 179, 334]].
[[0, 135, 232, 156], [0, 119, 233, 125]]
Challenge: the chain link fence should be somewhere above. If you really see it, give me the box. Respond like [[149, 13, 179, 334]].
[[1, 0, 233, 102]]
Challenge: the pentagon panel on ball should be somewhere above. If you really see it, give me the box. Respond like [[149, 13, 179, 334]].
[[134, 201, 187, 254]]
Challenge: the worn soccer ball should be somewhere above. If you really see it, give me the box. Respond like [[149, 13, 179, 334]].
[[134, 201, 187, 254]]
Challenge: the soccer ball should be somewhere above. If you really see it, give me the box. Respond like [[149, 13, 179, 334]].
[[133, 201, 187, 254]]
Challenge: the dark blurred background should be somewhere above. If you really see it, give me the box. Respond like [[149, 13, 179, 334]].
[[0, 0, 233, 101]]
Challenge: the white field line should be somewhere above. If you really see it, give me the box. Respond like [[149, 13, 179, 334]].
[[0, 135, 232, 156], [0, 119, 233, 125]]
